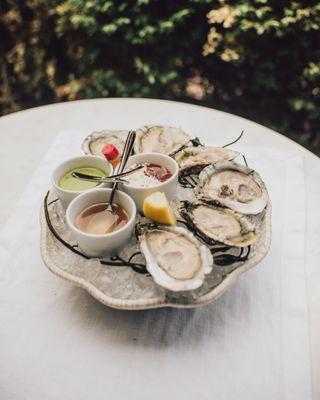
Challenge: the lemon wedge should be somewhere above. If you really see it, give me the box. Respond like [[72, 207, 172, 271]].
[[143, 192, 177, 226]]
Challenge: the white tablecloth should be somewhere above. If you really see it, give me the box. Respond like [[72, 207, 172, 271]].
[[0, 132, 312, 399]]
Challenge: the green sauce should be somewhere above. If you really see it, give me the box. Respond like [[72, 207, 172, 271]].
[[59, 166, 108, 191]]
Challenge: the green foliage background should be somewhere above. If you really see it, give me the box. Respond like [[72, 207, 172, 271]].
[[1, 0, 319, 154]]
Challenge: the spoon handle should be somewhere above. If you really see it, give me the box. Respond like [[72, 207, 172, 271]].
[[118, 130, 136, 174], [71, 173, 128, 184], [110, 164, 143, 178], [108, 130, 136, 210], [71, 165, 143, 183]]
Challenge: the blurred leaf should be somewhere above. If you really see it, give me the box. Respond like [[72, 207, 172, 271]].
[[0, 0, 319, 154]]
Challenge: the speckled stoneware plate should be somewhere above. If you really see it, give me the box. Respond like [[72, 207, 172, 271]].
[[40, 187, 271, 310]]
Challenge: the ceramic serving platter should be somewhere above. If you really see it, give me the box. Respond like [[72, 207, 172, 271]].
[[40, 189, 271, 310]]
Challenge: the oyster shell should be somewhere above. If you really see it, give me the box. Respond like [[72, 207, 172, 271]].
[[174, 146, 240, 176], [138, 225, 213, 291], [196, 161, 269, 215], [82, 130, 128, 156], [134, 125, 190, 155], [180, 201, 256, 247]]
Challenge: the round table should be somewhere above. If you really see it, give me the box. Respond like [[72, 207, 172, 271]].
[[1, 98, 319, 397]]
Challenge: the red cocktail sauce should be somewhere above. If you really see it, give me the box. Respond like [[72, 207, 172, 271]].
[[143, 163, 173, 183]]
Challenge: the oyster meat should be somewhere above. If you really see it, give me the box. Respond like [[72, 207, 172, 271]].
[[180, 201, 256, 247], [174, 146, 239, 176], [138, 225, 213, 291], [135, 125, 190, 155], [82, 130, 128, 156], [196, 161, 269, 215]]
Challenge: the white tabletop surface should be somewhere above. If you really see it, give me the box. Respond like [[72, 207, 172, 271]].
[[0, 98, 319, 397]]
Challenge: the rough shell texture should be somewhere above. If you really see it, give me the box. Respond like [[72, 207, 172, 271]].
[[175, 146, 240, 176], [139, 225, 213, 292], [82, 130, 128, 156], [180, 201, 257, 247], [134, 125, 190, 155], [196, 161, 269, 215]]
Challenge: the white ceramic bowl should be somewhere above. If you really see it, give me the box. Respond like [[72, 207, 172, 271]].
[[121, 153, 179, 211], [66, 188, 136, 257], [52, 155, 113, 209]]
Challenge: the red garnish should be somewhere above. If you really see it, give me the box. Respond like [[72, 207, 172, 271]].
[[102, 144, 119, 161]]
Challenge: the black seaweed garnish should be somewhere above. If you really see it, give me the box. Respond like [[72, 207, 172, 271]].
[[222, 130, 244, 148], [178, 175, 197, 188], [213, 246, 251, 266], [169, 136, 204, 158]]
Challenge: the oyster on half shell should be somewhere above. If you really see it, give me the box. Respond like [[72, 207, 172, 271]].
[[138, 225, 213, 291], [134, 125, 190, 155], [195, 161, 269, 215], [174, 146, 240, 176], [180, 201, 257, 247], [82, 130, 128, 156]]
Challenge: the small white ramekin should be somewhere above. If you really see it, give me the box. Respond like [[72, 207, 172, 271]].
[[66, 188, 136, 257], [52, 155, 113, 209], [120, 153, 179, 211]]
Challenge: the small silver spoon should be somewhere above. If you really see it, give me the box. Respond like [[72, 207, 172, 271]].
[[71, 165, 143, 184]]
